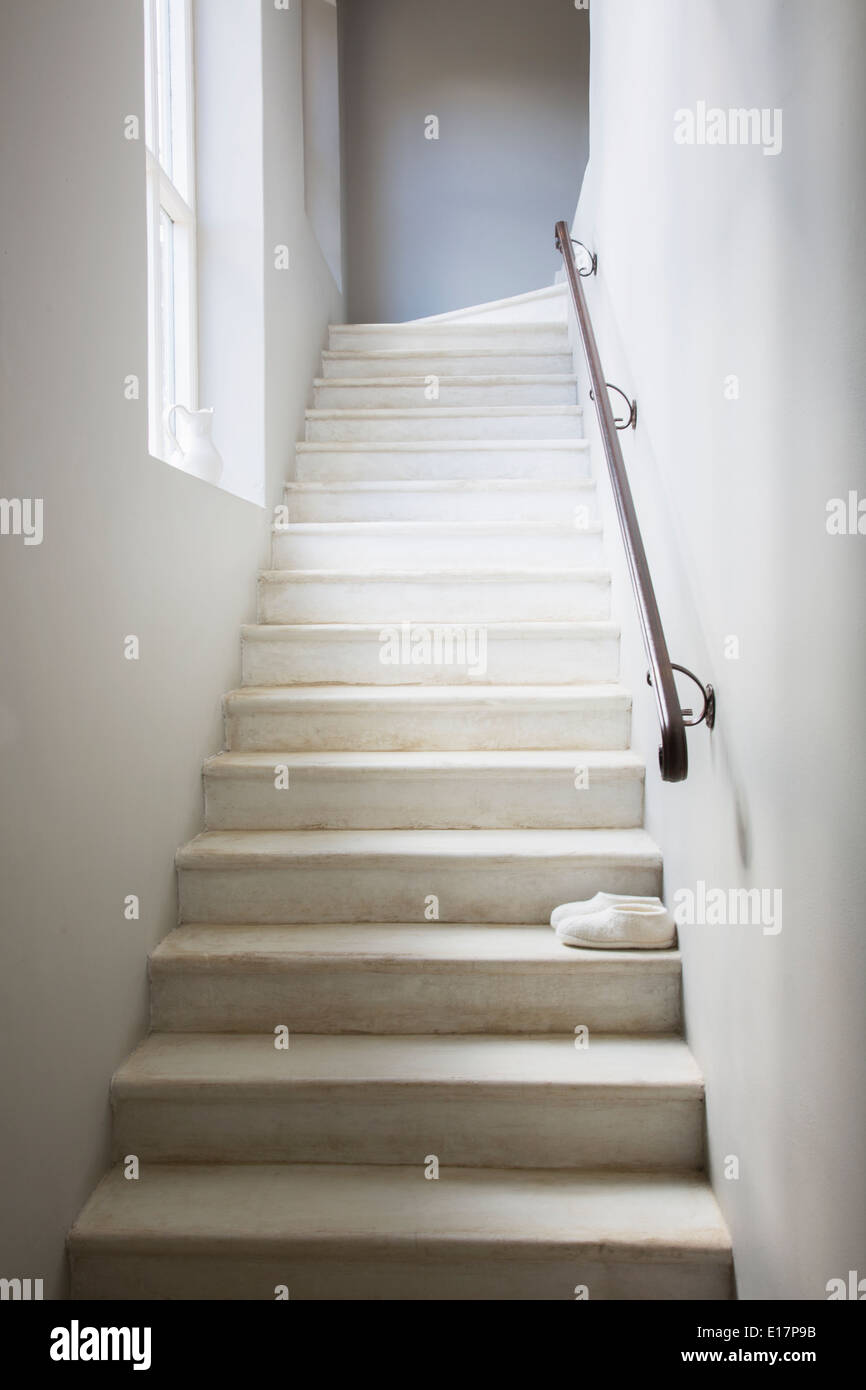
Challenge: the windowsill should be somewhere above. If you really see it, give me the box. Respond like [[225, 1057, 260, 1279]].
[[148, 447, 266, 508]]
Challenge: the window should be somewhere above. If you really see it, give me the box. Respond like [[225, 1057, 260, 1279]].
[[143, 0, 197, 462]]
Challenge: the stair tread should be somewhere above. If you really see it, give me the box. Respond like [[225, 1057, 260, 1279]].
[[306, 405, 583, 418], [284, 479, 595, 492], [114, 1032, 702, 1094], [152, 922, 681, 969], [226, 683, 630, 706], [259, 566, 609, 581], [313, 374, 579, 387], [176, 826, 662, 868], [322, 347, 572, 361], [272, 519, 601, 534], [241, 619, 618, 638], [69, 1163, 730, 1258], [296, 438, 589, 452], [204, 749, 644, 773], [330, 319, 569, 333]]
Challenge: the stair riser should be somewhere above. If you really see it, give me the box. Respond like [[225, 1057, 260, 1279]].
[[295, 444, 590, 483], [322, 352, 574, 379], [329, 327, 571, 352], [112, 1093, 702, 1170], [203, 768, 644, 830], [257, 575, 610, 624], [313, 381, 578, 408], [71, 1250, 732, 1301], [241, 629, 620, 686], [270, 529, 603, 570], [282, 485, 597, 524], [177, 858, 662, 925], [305, 412, 583, 443], [150, 961, 682, 1035], [225, 702, 631, 752]]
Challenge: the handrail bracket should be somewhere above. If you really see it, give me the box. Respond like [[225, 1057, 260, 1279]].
[[648, 666, 716, 730]]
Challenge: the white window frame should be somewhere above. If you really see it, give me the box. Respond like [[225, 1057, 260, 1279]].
[[143, 0, 198, 462]]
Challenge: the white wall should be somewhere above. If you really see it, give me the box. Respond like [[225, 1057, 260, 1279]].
[[338, 0, 589, 322], [0, 0, 342, 1297], [572, 0, 866, 1299]]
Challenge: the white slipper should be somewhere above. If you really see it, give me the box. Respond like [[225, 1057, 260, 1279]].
[[555, 902, 676, 950], [550, 892, 663, 930]]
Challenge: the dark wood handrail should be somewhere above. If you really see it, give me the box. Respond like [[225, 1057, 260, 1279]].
[[555, 220, 714, 782]]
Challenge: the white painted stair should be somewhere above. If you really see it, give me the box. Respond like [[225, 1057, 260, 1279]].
[[70, 1165, 731, 1302], [174, 827, 662, 925], [148, 924, 685, 1035], [271, 520, 605, 569], [69, 291, 732, 1300], [304, 404, 584, 443], [111, 1033, 704, 1169], [239, 622, 621, 685], [294, 438, 591, 483], [312, 374, 580, 408], [282, 478, 598, 524], [201, 750, 646, 830], [321, 347, 575, 379], [257, 564, 610, 624], [223, 685, 632, 750]]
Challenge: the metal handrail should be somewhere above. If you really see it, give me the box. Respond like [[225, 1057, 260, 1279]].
[[555, 220, 714, 782]]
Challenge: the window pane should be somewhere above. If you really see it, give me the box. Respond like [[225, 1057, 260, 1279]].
[[167, 0, 190, 200], [159, 209, 176, 440], [143, 0, 196, 463], [143, 0, 155, 152], [156, 0, 173, 178]]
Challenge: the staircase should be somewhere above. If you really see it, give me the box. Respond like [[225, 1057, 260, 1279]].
[[69, 292, 733, 1300]]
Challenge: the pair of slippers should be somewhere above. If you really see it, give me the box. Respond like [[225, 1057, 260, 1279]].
[[551, 892, 676, 950]]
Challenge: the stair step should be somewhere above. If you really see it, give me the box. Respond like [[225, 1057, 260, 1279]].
[[224, 684, 632, 751], [282, 478, 597, 524], [150, 923, 683, 1034], [304, 405, 583, 443], [203, 750, 644, 830], [313, 375, 579, 409], [175, 827, 663, 924], [257, 567, 610, 624], [294, 438, 591, 482], [321, 347, 574, 379], [271, 520, 603, 570], [69, 1163, 732, 1300], [328, 320, 571, 352], [240, 621, 620, 686], [112, 1032, 703, 1169]]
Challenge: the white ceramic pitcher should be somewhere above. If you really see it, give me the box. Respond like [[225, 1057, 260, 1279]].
[[163, 404, 224, 485]]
